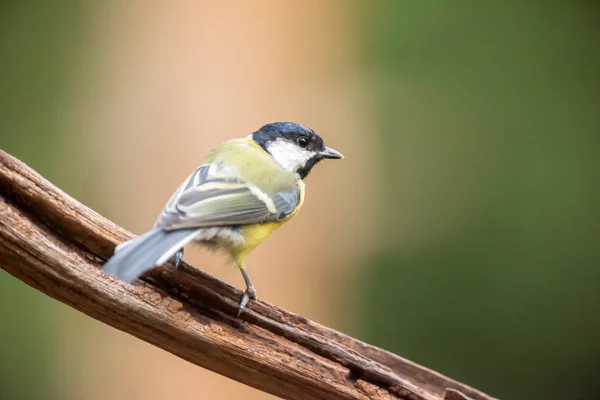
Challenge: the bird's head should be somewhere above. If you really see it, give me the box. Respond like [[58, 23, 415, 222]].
[[252, 122, 343, 179]]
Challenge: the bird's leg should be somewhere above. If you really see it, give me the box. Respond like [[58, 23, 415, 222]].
[[172, 248, 184, 268], [237, 265, 257, 317]]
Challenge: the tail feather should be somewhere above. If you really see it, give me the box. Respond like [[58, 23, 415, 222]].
[[104, 228, 199, 283]]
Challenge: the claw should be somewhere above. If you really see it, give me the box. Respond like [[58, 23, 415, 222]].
[[173, 248, 184, 268], [237, 285, 257, 317]]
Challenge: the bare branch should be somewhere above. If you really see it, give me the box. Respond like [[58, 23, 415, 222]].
[[0, 150, 496, 400]]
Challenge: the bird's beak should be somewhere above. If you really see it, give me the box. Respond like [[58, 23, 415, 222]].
[[320, 146, 344, 159]]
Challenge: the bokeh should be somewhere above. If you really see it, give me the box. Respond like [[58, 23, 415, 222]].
[[1, 2, 599, 400]]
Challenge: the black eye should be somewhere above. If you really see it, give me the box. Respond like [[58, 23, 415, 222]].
[[297, 137, 309, 148]]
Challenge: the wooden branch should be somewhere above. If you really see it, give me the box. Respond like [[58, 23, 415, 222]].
[[0, 149, 497, 400]]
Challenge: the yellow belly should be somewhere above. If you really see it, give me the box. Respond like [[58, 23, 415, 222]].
[[230, 221, 283, 265]]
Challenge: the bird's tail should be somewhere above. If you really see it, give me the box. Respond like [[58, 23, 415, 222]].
[[103, 228, 199, 282]]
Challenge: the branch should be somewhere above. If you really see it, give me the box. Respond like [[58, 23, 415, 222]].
[[0, 149, 496, 400]]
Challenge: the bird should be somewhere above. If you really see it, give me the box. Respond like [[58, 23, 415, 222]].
[[103, 122, 344, 316]]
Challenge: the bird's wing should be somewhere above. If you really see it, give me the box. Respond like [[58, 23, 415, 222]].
[[155, 162, 299, 230]]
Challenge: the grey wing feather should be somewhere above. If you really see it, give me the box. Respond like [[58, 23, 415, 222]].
[[272, 190, 298, 216], [104, 228, 199, 282], [155, 163, 299, 229]]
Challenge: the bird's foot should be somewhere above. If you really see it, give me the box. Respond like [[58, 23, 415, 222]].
[[172, 248, 184, 268], [237, 284, 257, 317]]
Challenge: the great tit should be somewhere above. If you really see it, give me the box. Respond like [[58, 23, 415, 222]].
[[103, 122, 343, 315]]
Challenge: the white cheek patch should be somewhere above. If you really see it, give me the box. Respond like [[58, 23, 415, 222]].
[[267, 139, 316, 173]]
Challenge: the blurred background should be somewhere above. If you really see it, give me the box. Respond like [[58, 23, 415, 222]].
[[1, 1, 599, 399]]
